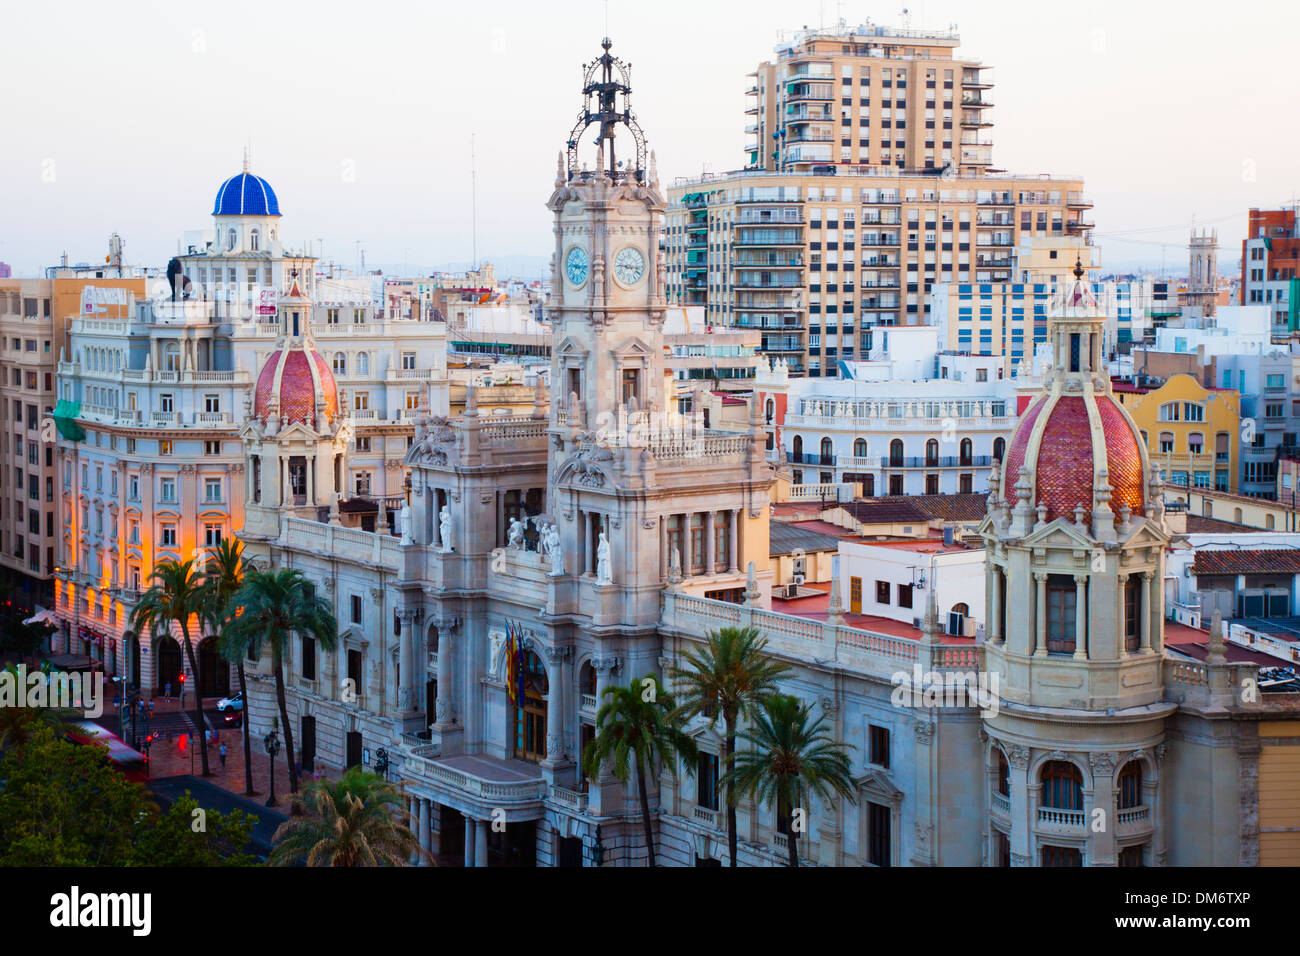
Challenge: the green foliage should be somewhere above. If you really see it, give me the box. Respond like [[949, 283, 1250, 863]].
[[269, 766, 426, 867], [0, 726, 257, 865], [722, 694, 857, 867], [225, 567, 338, 670]]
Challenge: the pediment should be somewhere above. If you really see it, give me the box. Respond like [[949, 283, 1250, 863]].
[[1020, 518, 1096, 549], [854, 768, 904, 803], [1118, 518, 1171, 548], [555, 336, 590, 358], [611, 336, 653, 360]]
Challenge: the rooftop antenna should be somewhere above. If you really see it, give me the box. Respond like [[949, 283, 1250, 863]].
[[471, 132, 478, 272], [243, 143, 250, 173]]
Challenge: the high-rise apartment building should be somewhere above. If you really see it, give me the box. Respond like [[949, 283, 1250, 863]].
[[665, 21, 1092, 377], [1241, 206, 1299, 332]]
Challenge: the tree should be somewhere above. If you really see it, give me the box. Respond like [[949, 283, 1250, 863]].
[[268, 766, 426, 866], [0, 680, 78, 754], [669, 625, 790, 867], [225, 567, 337, 794], [134, 792, 257, 866], [200, 539, 255, 796], [723, 694, 856, 867], [130, 558, 211, 777], [582, 675, 698, 867]]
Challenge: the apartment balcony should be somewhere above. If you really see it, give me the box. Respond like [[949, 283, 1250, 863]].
[[787, 451, 836, 466], [1066, 221, 1095, 235], [1067, 193, 1093, 209], [880, 455, 991, 469], [733, 276, 804, 289], [385, 366, 442, 382], [736, 231, 804, 247], [761, 338, 805, 353], [1036, 807, 1086, 832]]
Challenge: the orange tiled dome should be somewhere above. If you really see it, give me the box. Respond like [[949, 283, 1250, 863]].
[[1002, 394, 1145, 522], [253, 347, 338, 426]]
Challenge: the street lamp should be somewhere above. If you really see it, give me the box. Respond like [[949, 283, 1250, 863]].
[[264, 726, 282, 808]]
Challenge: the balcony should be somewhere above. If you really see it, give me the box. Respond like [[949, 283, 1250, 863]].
[[787, 451, 836, 466], [692, 805, 723, 830], [991, 792, 1010, 817], [1037, 806, 1085, 830], [881, 455, 991, 469]]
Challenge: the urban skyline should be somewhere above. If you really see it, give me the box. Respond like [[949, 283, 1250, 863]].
[[1, 0, 1297, 277]]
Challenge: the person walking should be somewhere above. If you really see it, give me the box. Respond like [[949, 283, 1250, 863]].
[[218, 742, 228, 768]]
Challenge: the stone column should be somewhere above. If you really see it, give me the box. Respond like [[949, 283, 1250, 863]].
[[433, 628, 453, 726], [1117, 572, 1130, 657], [429, 488, 441, 549], [543, 645, 567, 766], [704, 511, 715, 574], [729, 509, 739, 573], [418, 798, 430, 866], [474, 816, 488, 868], [1033, 573, 1047, 657], [397, 608, 416, 713], [659, 517, 667, 581], [463, 816, 476, 867], [1073, 574, 1088, 661], [989, 566, 1002, 644], [1142, 571, 1155, 651], [409, 798, 420, 865]]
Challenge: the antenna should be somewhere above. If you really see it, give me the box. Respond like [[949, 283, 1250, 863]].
[[471, 132, 478, 272]]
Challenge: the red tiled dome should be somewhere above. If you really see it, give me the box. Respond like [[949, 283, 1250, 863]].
[[253, 347, 339, 426], [1002, 394, 1145, 522]]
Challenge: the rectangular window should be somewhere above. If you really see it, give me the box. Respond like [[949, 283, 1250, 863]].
[[869, 725, 890, 768], [875, 580, 891, 604], [204, 478, 222, 502], [160, 478, 176, 502], [160, 523, 177, 547], [1124, 578, 1141, 652], [1046, 575, 1077, 654], [302, 636, 316, 681], [159, 440, 173, 456], [697, 752, 719, 811], [897, 584, 913, 609], [204, 523, 222, 547], [204, 440, 221, 456], [351, 594, 362, 624], [867, 801, 891, 867]]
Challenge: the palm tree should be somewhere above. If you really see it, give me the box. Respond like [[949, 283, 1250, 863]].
[[226, 567, 336, 794], [199, 539, 255, 796], [582, 675, 698, 867], [130, 558, 211, 777], [268, 766, 428, 866], [723, 694, 856, 867], [669, 625, 790, 867]]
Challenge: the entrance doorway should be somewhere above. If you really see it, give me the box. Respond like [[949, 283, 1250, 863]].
[[513, 651, 548, 763], [557, 835, 583, 867], [425, 679, 438, 729], [155, 636, 182, 694], [487, 820, 536, 866], [438, 806, 465, 864], [197, 637, 230, 700], [345, 731, 362, 768], [301, 716, 316, 773]]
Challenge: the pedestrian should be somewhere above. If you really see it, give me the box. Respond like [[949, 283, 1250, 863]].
[[218, 742, 227, 768], [147, 699, 155, 719], [164, 681, 172, 700]]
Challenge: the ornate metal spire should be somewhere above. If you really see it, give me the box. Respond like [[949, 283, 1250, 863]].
[[565, 38, 647, 184]]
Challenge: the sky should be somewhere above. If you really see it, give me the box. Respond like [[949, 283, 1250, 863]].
[[1, 0, 1297, 278]]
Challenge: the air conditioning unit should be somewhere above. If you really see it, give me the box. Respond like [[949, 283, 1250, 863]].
[[793, 572, 806, 587], [784, 583, 801, 598]]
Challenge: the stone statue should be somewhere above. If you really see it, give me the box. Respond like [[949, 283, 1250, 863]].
[[507, 517, 525, 550], [439, 505, 452, 552], [544, 523, 564, 575], [398, 501, 412, 544], [488, 630, 505, 681], [595, 530, 612, 585]]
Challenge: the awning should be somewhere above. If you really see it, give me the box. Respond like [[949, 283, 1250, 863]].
[[53, 399, 85, 442]]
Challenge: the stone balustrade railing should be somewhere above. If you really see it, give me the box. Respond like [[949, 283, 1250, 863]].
[[280, 516, 401, 570]]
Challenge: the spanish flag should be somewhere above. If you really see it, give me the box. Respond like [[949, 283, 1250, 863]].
[[504, 624, 518, 706]]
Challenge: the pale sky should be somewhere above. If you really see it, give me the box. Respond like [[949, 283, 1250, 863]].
[[1, 0, 1297, 278]]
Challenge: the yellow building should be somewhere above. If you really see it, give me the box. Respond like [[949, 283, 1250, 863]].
[[1116, 373, 1240, 494]]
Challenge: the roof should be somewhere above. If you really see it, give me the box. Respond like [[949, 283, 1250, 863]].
[[1191, 548, 1300, 576], [1184, 514, 1264, 533], [835, 493, 989, 525], [213, 172, 281, 216], [769, 522, 843, 556]]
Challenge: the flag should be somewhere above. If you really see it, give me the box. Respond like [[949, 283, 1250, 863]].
[[504, 624, 518, 706]]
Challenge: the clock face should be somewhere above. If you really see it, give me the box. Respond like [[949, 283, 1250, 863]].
[[614, 246, 646, 286], [564, 246, 589, 287]]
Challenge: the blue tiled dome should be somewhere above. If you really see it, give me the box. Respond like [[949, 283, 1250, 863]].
[[212, 172, 281, 216]]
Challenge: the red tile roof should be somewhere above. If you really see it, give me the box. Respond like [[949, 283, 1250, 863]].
[[1191, 549, 1300, 576]]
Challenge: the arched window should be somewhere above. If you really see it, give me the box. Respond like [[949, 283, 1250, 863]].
[[356, 352, 370, 376], [1234, 507, 1243, 523], [1266, 513, 1276, 530], [993, 437, 1005, 461], [820, 437, 833, 463], [1041, 760, 1083, 810], [1118, 761, 1142, 810], [579, 661, 596, 699], [333, 352, 347, 375], [227, 228, 237, 251], [514, 650, 548, 763], [889, 438, 904, 467], [792, 435, 804, 461], [853, 438, 868, 457], [959, 437, 973, 466], [249, 228, 260, 252], [925, 438, 939, 466], [996, 749, 1009, 796], [765, 398, 774, 423]]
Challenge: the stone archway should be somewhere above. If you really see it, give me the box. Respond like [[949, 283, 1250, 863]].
[[198, 636, 230, 700], [154, 635, 182, 694]]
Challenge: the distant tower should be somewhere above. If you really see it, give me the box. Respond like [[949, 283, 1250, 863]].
[[1187, 228, 1219, 316]]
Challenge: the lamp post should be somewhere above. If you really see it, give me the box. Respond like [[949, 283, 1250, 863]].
[[264, 725, 282, 808]]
